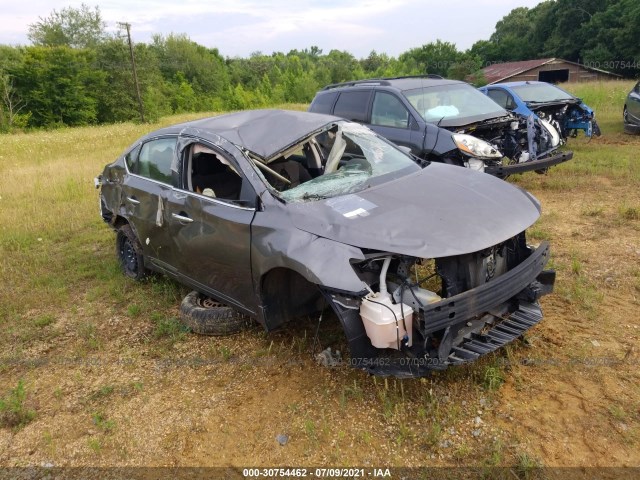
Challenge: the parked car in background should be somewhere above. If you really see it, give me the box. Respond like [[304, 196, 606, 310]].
[[95, 109, 555, 377], [309, 76, 572, 179], [624, 80, 640, 134], [479, 81, 601, 140]]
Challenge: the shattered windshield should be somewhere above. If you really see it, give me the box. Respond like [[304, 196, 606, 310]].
[[511, 84, 575, 103], [404, 84, 506, 124], [279, 122, 420, 202]]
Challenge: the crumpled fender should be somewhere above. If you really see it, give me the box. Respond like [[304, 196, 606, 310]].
[[251, 208, 368, 294]]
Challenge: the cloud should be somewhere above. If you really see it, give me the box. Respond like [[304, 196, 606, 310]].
[[0, 0, 546, 56]]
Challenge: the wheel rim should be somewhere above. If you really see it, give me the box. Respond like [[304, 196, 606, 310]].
[[120, 237, 138, 275], [197, 296, 223, 309]]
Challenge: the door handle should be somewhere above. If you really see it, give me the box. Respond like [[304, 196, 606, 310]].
[[126, 196, 140, 205], [172, 213, 193, 223]]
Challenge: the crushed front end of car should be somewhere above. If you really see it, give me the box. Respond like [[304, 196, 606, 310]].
[[321, 234, 554, 377], [498, 82, 601, 140], [402, 84, 572, 178], [449, 113, 572, 178], [275, 122, 556, 378], [528, 100, 600, 139]]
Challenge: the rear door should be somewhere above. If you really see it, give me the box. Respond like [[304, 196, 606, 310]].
[[163, 139, 257, 313], [121, 136, 178, 270]]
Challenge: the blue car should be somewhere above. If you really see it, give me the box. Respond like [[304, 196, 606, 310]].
[[479, 81, 601, 140]]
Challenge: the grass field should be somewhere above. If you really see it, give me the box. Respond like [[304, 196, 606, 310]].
[[0, 84, 639, 469]]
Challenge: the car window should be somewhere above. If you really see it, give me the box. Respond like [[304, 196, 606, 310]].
[[510, 83, 574, 102], [371, 92, 410, 128], [310, 92, 338, 114], [280, 122, 420, 202], [334, 90, 371, 122], [136, 138, 178, 186], [487, 89, 515, 110], [188, 143, 246, 203], [404, 84, 505, 124], [124, 145, 141, 171]]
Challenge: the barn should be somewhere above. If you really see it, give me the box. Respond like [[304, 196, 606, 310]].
[[481, 58, 620, 84]]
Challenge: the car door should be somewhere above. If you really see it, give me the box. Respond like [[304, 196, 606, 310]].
[[121, 136, 178, 270], [163, 139, 257, 313], [367, 91, 421, 154], [486, 88, 518, 112], [629, 82, 640, 123]]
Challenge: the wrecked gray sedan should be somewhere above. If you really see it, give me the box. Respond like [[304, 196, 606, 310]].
[[96, 109, 555, 377]]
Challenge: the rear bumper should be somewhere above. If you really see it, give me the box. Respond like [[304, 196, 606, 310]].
[[485, 151, 573, 178]]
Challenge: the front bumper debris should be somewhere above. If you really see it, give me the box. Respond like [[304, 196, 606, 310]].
[[420, 241, 552, 335], [322, 242, 555, 378], [485, 151, 573, 178], [446, 301, 543, 365]]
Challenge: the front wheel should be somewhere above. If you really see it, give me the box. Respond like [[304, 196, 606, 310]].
[[116, 224, 147, 281]]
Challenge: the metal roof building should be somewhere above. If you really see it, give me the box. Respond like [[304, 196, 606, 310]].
[[481, 58, 620, 84]]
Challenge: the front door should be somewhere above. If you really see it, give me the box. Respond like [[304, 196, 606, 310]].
[[368, 91, 419, 153], [164, 140, 257, 313]]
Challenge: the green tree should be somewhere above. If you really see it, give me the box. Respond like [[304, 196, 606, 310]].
[[399, 40, 461, 77], [151, 34, 229, 96], [27, 4, 106, 49], [13, 46, 106, 127]]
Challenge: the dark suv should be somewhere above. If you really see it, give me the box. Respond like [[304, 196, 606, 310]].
[[309, 76, 573, 178]]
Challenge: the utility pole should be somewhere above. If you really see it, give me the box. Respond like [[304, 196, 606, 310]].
[[118, 22, 145, 123]]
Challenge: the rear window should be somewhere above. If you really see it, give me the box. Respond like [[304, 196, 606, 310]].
[[310, 92, 338, 114], [333, 90, 371, 122]]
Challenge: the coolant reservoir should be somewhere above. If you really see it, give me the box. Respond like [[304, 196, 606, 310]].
[[359, 292, 413, 350]]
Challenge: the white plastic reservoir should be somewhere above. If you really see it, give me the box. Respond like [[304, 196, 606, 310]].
[[360, 292, 413, 350]]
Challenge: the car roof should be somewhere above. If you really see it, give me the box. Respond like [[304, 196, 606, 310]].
[[321, 76, 464, 92], [150, 109, 340, 160], [494, 81, 548, 88]]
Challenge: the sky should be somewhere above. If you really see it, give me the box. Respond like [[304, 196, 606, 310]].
[[0, 0, 545, 58]]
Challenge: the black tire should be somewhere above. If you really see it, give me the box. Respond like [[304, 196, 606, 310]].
[[116, 224, 147, 281], [179, 291, 250, 336], [592, 119, 602, 137]]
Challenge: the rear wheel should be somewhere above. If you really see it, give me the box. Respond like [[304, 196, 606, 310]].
[[116, 224, 147, 281], [180, 291, 250, 336]]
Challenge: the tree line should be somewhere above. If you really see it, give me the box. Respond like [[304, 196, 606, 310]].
[[1, 1, 638, 132]]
